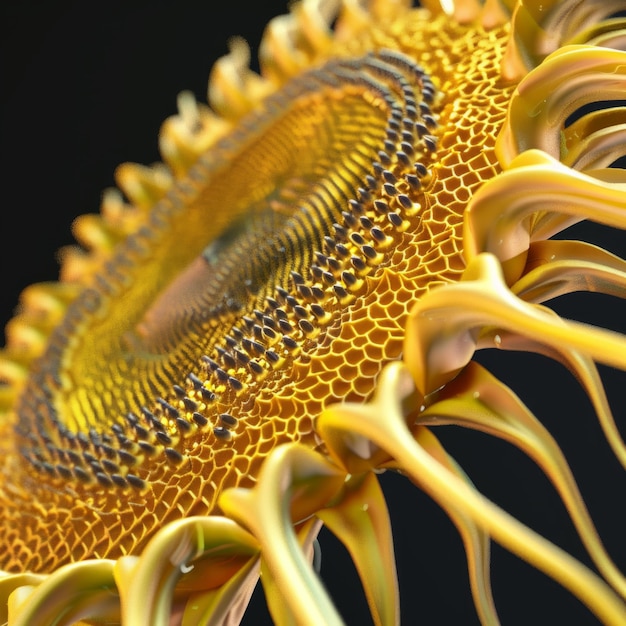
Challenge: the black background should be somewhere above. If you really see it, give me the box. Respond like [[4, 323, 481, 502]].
[[1, 2, 625, 624]]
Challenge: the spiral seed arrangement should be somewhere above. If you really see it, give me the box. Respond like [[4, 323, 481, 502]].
[[1, 0, 626, 624]]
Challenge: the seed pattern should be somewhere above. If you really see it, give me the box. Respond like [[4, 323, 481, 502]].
[[1, 0, 626, 624], [0, 41, 458, 571]]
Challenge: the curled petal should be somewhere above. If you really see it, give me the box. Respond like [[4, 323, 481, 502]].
[[320, 366, 499, 624], [404, 431, 499, 625], [475, 323, 626, 471], [561, 107, 626, 170], [208, 37, 273, 119], [318, 472, 399, 626], [159, 91, 230, 175], [567, 18, 626, 49], [114, 162, 173, 210], [502, 3, 626, 81], [7, 560, 118, 626], [179, 557, 260, 626], [512, 238, 626, 303], [258, 518, 322, 626], [404, 253, 626, 395], [114, 516, 259, 626], [219, 444, 346, 626], [258, 0, 363, 83], [506, 238, 626, 466], [497, 45, 626, 165], [463, 149, 626, 283], [419, 360, 626, 599], [318, 361, 626, 625], [0, 574, 44, 625]]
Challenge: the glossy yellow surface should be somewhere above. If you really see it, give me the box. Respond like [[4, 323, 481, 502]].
[[1, 0, 625, 624]]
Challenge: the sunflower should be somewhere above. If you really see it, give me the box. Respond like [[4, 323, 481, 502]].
[[1, 1, 625, 624]]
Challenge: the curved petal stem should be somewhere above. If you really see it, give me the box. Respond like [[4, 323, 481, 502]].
[[512, 239, 626, 304], [114, 516, 259, 626], [8, 560, 117, 626], [497, 46, 626, 164], [420, 361, 626, 599], [219, 444, 346, 626], [318, 362, 626, 625], [318, 472, 400, 626], [405, 253, 626, 394], [475, 326, 626, 471], [463, 150, 626, 282], [392, 439, 500, 625]]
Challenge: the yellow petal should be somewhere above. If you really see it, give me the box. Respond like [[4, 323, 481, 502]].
[[420, 360, 626, 599], [318, 472, 399, 626], [405, 253, 626, 394], [114, 516, 259, 626], [8, 560, 117, 626], [319, 361, 626, 625], [220, 444, 346, 626]]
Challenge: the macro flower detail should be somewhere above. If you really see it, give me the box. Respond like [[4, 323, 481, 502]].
[[1, 0, 625, 624]]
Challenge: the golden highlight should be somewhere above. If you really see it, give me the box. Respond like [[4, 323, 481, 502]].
[[1, 1, 625, 624]]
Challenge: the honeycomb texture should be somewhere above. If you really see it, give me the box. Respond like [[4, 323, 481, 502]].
[[0, 8, 514, 572]]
